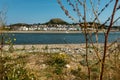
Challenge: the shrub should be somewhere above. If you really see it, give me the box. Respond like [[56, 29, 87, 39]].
[[46, 53, 69, 75], [47, 53, 69, 67]]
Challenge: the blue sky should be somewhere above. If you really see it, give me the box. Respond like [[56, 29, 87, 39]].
[[0, 0, 120, 25]]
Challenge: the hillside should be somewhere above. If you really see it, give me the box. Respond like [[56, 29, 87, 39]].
[[45, 18, 69, 25], [9, 23, 30, 27], [9, 18, 69, 27]]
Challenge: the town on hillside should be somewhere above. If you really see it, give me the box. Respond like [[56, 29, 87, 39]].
[[2, 18, 120, 32]]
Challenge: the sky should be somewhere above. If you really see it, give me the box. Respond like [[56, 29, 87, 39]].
[[0, 0, 120, 25]]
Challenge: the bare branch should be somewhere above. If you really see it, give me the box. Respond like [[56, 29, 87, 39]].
[[100, 0, 119, 80]]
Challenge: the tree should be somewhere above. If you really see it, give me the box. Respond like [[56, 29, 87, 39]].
[[57, 0, 120, 80], [0, 9, 6, 54]]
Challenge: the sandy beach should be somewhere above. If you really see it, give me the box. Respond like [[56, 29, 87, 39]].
[[2, 44, 105, 54], [3, 44, 105, 49], [2, 42, 119, 54]]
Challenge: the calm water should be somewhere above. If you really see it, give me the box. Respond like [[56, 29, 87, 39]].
[[10, 32, 120, 44]]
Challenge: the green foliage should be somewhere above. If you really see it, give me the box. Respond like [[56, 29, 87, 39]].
[[44, 45, 48, 50], [47, 53, 69, 67], [45, 73, 52, 79], [31, 45, 35, 52], [71, 68, 81, 77], [0, 57, 5, 80], [0, 55, 36, 80], [5, 34, 16, 44], [5, 33, 16, 53], [8, 44, 14, 53], [46, 53, 69, 75], [53, 67, 63, 75], [71, 67, 88, 80], [4, 65, 30, 80], [91, 67, 99, 72], [0, 51, 120, 80], [91, 72, 99, 80], [79, 59, 92, 66], [0, 33, 16, 53]]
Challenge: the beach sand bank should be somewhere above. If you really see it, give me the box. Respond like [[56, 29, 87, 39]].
[[2, 42, 119, 54], [3, 44, 106, 54]]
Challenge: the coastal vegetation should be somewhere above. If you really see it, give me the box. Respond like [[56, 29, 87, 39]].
[[57, 0, 120, 80], [0, 44, 120, 80], [0, 0, 120, 80]]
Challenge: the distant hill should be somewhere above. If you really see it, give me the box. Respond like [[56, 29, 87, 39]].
[[9, 23, 30, 27], [45, 18, 69, 25], [9, 18, 69, 27]]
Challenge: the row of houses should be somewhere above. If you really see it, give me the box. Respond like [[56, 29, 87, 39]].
[[9, 24, 81, 31], [9, 23, 120, 31]]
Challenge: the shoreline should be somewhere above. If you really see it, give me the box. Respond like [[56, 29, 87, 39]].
[[2, 43, 107, 51], [4, 31, 82, 33], [3, 43, 118, 54], [3, 30, 120, 33]]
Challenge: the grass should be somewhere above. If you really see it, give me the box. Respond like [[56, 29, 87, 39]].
[[0, 46, 120, 80]]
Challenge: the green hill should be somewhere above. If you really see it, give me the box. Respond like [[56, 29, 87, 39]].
[[45, 18, 69, 25], [9, 23, 30, 27]]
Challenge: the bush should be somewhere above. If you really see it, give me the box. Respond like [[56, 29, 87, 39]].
[[47, 53, 69, 67], [0, 55, 36, 80], [46, 53, 69, 75]]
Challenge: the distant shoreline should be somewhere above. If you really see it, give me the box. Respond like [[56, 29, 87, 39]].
[[3, 30, 119, 33], [4, 31, 82, 33]]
